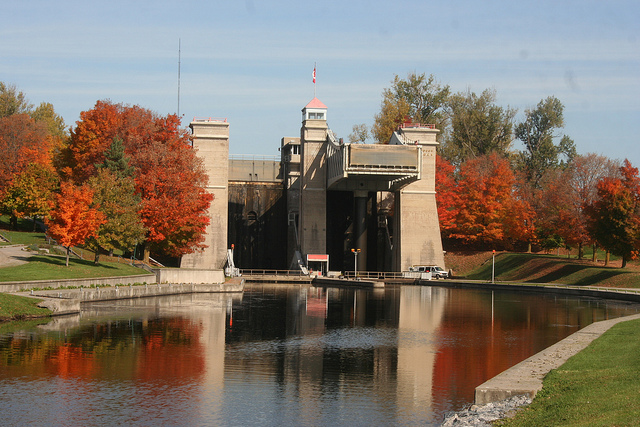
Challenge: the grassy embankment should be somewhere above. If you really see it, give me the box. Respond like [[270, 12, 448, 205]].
[[498, 318, 640, 426], [0, 292, 50, 322], [1, 220, 148, 321], [446, 251, 640, 288]]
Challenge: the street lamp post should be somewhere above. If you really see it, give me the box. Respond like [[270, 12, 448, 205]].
[[351, 248, 361, 277], [492, 250, 496, 284]]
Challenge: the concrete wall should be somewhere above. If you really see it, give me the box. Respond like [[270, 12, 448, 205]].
[[299, 118, 328, 257], [0, 274, 157, 293], [156, 268, 226, 284], [393, 127, 445, 271], [181, 120, 229, 269]]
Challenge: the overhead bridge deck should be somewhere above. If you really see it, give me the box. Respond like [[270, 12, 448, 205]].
[[326, 136, 422, 192]]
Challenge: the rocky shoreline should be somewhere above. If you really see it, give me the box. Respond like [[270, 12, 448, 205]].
[[441, 395, 532, 426]]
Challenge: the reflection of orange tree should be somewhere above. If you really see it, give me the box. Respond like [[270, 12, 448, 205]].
[[0, 318, 205, 383], [47, 343, 97, 378], [136, 317, 205, 381], [431, 292, 536, 408], [431, 292, 607, 407]]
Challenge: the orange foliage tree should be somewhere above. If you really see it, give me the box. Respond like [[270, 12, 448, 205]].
[[585, 159, 640, 267], [435, 154, 458, 237], [449, 153, 535, 249], [0, 114, 53, 195], [60, 101, 213, 260], [1, 163, 59, 231], [46, 182, 106, 266]]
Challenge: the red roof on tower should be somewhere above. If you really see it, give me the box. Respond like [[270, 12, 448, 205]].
[[304, 97, 327, 109]]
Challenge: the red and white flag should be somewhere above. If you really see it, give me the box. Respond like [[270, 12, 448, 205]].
[[313, 66, 316, 84]]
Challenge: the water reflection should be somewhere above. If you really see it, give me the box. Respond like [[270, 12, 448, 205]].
[[0, 285, 638, 426]]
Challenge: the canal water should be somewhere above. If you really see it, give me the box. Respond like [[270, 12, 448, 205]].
[[1, 284, 639, 426]]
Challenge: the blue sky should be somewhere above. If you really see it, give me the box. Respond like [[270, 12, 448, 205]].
[[2, 0, 639, 167]]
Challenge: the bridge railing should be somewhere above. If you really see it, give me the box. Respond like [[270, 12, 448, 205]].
[[239, 269, 309, 277], [343, 271, 409, 280]]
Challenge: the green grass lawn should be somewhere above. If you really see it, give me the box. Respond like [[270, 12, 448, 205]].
[[0, 255, 147, 282], [499, 318, 640, 426], [0, 293, 51, 321], [465, 253, 640, 288], [0, 230, 48, 246]]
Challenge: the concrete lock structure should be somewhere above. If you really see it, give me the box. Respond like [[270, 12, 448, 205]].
[[181, 99, 445, 273]]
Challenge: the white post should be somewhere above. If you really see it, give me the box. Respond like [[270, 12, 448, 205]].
[[491, 250, 496, 284], [351, 248, 360, 277]]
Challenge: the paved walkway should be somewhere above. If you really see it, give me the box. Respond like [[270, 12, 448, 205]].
[[0, 245, 33, 267]]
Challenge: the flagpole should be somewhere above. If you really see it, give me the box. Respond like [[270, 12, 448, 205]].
[[313, 62, 316, 98]]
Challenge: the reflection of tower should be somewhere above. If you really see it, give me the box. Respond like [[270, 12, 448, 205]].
[[181, 119, 230, 269], [396, 286, 446, 418], [299, 98, 328, 258], [166, 293, 235, 419]]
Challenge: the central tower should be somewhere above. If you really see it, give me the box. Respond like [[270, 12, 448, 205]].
[[298, 98, 329, 260]]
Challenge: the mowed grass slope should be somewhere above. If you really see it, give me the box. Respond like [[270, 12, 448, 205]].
[[446, 252, 640, 288], [0, 255, 147, 282], [498, 318, 640, 426], [0, 293, 50, 321]]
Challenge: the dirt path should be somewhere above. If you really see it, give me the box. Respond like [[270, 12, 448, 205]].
[[0, 245, 33, 267]]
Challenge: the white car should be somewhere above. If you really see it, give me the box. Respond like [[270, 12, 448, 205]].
[[409, 265, 449, 279]]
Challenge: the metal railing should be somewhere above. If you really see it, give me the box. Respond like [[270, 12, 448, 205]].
[[192, 117, 227, 122], [343, 271, 410, 280], [399, 123, 435, 129], [240, 269, 309, 277]]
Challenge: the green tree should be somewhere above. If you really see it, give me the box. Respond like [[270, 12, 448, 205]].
[[515, 96, 577, 187], [372, 73, 450, 144], [442, 88, 516, 166], [585, 159, 640, 268], [87, 168, 146, 263], [97, 137, 135, 179], [30, 102, 68, 141], [0, 82, 32, 117]]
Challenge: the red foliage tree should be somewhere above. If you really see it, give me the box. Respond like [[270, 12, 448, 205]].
[[61, 101, 213, 259], [450, 153, 535, 249], [46, 182, 106, 266], [134, 140, 213, 257], [435, 154, 458, 237], [585, 159, 640, 267]]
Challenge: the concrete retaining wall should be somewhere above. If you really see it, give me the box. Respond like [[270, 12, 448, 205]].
[[0, 274, 157, 293], [155, 268, 225, 284], [26, 281, 244, 316]]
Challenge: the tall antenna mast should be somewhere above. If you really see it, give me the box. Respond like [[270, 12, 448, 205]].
[[177, 38, 181, 117]]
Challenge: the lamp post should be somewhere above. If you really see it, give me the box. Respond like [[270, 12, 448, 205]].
[[492, 250, 496, 284], [351, 248, 361, 277]]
